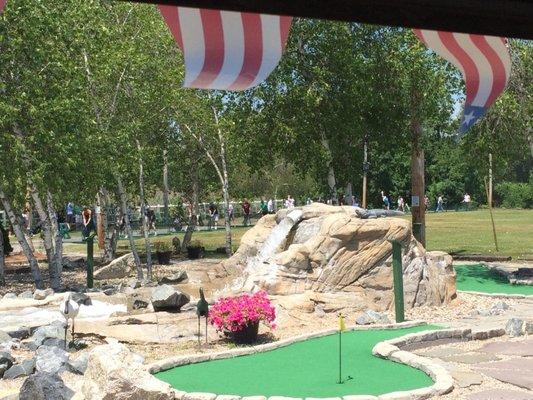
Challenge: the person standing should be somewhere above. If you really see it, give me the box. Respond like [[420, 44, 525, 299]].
[[381, 191, 390, 210], [227, 203, 235, 226], [242, 199, 251, 226], [267, 198, 274, 214], [66, 202, 74, 227], [260, 200, 268, 216], [462, 193, 472, 211], [436, 195, 444, 212], [208, 203, 216, 231], [397, 196, 405, 212]]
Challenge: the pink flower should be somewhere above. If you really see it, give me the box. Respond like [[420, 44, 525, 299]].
[[208, 291, 276, 333]]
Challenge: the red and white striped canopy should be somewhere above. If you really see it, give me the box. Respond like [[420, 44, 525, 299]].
[[414, 29, 511, 134], [159, 6, 292, 91]]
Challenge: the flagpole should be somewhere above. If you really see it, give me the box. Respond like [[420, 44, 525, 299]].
[[338, 328, 342, 384]]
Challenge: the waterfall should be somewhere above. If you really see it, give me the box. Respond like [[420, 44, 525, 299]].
[[228, 209, 304, 293], [257, 209, 303, 262]]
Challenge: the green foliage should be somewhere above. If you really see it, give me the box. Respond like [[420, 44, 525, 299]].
[[495, 181, 533, 209]]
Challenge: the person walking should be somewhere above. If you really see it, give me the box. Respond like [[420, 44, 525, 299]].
[[242, 199, 251, 226], [462, 193, 472, 211], [436, 195, 444, 212], [397, 196, 405, 212], [227, 203, 235, 226]]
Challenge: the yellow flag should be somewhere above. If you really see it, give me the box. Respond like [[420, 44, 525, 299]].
[[339, 314, 346, 332]]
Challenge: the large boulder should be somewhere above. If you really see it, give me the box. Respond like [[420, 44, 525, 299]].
[[0, 350, 14, 378], [19, 372, 74, 400], [35, 345, 69, 374], [26, 320, 66, 350], [223, 204, 456, 312], [81, 343, 174, 399], [94, 253, 136, 280], [150, 285, 190, 312], [3, 358, 36, 379]]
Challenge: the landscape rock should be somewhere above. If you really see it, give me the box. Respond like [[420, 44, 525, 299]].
[[19, 290, 34, 299], [2, 293, 17, 300], [133, 299, 149, 310], [33, 289, 49, 300], [128, 279, 142, 289], [0, 350, 14, 378], [505, 318, 524, 337], [103, 287, 118, 296], [6, 326, 31, 340], [151, 285, 190, 312], [356, 310, 391, 325], [68, 352, 90, 375], [526, 321, 533, 335], [36, 345, 69, 374], [3, 358, 36, 379], [19, 372, 74, 400], [0, 330, 12, 345], [28, 321, 66, 349], [94, 253, 135, 280], [159, 270, 188, 285], [222, 204, 456, 312], [42, 338, 66, 349], [82, 343, 174, 399], [71, 292, 92, 306]]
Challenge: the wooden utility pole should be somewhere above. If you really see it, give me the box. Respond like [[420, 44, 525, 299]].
[[362, 134, 369, 209], [411, 118, 426, 247]]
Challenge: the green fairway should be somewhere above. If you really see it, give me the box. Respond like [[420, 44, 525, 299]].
[[455, 264, 533, 296], [155, 326, 438, 397]]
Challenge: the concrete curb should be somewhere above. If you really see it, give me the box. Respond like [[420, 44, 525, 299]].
[[150, 323, 508, 400]]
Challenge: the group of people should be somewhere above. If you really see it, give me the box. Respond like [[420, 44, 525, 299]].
[[380, 191, 411, 212]]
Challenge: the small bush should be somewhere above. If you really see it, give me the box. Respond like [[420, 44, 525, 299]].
[[495, 182, 533, 209]]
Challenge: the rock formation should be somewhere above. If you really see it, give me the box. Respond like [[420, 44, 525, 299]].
[[222, 203, 456, 312]]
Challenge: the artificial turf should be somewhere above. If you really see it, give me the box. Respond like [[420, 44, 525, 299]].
[[155, 325, 439, 397], [455, 264, 533, 296]]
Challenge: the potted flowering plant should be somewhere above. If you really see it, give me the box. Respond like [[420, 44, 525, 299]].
[[208, 291, 276, 344]]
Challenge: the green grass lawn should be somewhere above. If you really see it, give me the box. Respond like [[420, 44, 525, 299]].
[[455, 264, 533, 295], [155, 325, 438, 397], [63, 209, 533, 259]]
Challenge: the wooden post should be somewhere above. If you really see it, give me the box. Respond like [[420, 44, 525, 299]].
[[391, 241, 405, 323], [86, 235, 94, 289], [362, 134, 369, 209], [163, 149, 170, 229], [489, 153, 493, 208], [485, 176, 499, 252]]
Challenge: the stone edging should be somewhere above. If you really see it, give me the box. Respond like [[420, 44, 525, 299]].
[[458, 289, 533, 299], [149, 324, 507, 400]]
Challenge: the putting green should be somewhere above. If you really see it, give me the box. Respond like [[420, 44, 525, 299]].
[[455, 264, 533, 296], [155, 325, 439, 397]]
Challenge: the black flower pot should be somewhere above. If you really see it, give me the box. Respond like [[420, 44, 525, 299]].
[[186, 246, 203, 259], [156, 251, 172, 265], [231, 322, 259, 344]]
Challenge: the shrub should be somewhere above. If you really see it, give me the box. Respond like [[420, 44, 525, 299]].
[[0, 223, 13, 256], [154, 241, 172, 252], [208, 291, 276, 333], [495, 182, 533, 209], [188, 239, 204, 249]]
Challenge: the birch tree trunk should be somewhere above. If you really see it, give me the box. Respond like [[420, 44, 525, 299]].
[[320, 132, 338, 204], [214, 110, 233, 256], [116, 175, 143, 279], [181, 167, 199, 252], [0, 188, 44, 289], [101, 188, 118, 262], [136, 140, 152, 280], [163, 149, 170, 228], [29, 183, 61, 290], [0, 228, 5, 286], [47, 192, 63, 277]]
